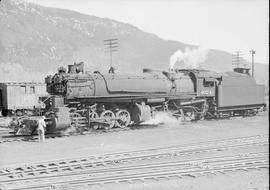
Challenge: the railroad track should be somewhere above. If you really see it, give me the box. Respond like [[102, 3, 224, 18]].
[[0, 152, 268, 190], [0, 134, 267, 179], [0, 113, 267, 144], [0, 124, 156, 144], [0, 133, 71, 143]]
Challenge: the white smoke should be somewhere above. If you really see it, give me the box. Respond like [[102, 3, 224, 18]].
[[169, 46, 209, 70], [0, 62, 52, 82], [142, 112, 182, 126], [60, 125, 78, 135]]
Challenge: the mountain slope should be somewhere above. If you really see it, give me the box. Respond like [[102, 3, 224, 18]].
[[0, 0, 268, 85]]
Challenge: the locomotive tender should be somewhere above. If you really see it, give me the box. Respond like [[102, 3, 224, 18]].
[[42, 62, 265, 131]]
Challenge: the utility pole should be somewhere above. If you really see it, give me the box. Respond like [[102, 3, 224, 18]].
[[250, 50, 256, 77], [104, 38, 118, 74]]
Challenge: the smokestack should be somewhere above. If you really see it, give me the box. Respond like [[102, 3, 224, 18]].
[[68, 65, 76, 73]]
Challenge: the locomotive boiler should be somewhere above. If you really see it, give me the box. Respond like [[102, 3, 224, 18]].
[[44, 62, 199, 130], [42, 62, 265, 132]]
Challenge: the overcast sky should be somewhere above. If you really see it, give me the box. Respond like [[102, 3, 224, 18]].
[[25, 0, 269, 64]]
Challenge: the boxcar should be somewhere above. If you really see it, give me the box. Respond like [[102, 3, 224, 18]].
[[0, 82, 47, 116]]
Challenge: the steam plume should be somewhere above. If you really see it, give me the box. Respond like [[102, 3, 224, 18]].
[[142, 112, 181, 126], [169, 46, 209, 70]]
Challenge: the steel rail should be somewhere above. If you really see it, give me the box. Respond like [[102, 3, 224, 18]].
[[1, 152, 268, 190]]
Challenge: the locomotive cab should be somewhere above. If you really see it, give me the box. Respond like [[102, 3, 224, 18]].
[[177, 69, 221, 97]]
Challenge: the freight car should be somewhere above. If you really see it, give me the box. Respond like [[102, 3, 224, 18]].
[[37, 62, 265, 133], [0, 82, 47, 116]]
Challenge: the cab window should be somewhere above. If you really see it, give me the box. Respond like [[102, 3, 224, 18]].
[[203, 80, 214, 87]]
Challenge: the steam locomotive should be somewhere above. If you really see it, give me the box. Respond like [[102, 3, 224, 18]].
[[39, 62, 265, 132]]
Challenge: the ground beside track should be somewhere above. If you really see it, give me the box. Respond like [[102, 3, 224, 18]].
[[0, 112, 269, 189], [0, 113, 268, 166]]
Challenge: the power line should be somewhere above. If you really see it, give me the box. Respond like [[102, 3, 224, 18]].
[[104, 38, 118, 74], [232, 51, 244, 68]]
